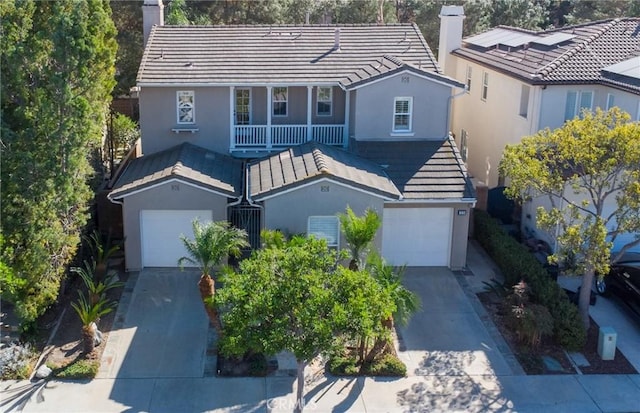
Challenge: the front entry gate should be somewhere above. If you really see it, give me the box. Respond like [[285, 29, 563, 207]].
[[229, 202, 261, 252]]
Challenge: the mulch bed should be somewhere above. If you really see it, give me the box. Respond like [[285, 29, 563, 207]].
[[478, 291, 637, 375]]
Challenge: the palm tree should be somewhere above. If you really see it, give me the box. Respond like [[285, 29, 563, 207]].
[[71, 292, 116, 353], [178, 220, 249, 330], [364, 252, 421, 362], [338, 206, 381, 270]]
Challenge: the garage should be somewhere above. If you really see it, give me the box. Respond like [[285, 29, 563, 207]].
[[140, 210, 213, 267], [382, 207, 453, 266]]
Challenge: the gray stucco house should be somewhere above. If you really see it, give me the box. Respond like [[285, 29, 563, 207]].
[[108, 0, 475, 270]]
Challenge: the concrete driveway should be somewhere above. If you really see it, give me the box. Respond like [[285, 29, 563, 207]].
[[98, 268, 209, 379]]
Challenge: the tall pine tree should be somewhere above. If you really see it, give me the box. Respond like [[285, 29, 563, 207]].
[[1, 0, 117, 325]]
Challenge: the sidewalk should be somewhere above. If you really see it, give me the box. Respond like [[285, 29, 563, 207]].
[[2, 242, 640, 412]]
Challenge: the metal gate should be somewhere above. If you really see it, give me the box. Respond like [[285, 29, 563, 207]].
[[229, 202, 262, 251]]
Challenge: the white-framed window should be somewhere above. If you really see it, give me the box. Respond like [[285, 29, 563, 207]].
[[235, 88, 251, 125], [564, 90, 593, 120], [307, 216, 339, 248], [606, 93, 615, 110], [460, 129, 469, 163], [272, 87, 288, 116], [466, 66, 472, 93], [637, 100, 640, 121], [519, 85, 530, 118], [177, 91, 195, 124], [481, 72, 489, 101], [316, 87, 332, 116], [393, 97, 413, 132]]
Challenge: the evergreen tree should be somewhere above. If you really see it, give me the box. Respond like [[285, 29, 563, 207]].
[[0, 0, 117, 325]]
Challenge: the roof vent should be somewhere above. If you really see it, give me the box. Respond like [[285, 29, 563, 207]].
[[334, 28, 341, 51]]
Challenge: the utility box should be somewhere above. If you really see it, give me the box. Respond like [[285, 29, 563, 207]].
[[597, 326, 617, 361]]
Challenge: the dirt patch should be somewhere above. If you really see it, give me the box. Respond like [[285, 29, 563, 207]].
[[478, 291, 637, 375], [39, 268, 128, 371]]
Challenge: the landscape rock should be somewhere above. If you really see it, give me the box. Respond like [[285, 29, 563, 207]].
[[35, 365, 52, 379]]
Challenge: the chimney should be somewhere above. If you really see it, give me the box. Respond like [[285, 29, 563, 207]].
[[438, 5, 465, 76], [143, 0, 164, 48], [334, 28, 341, 51]]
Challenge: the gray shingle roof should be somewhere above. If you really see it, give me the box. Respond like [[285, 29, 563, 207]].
[[138, 24, 450, 87], [353, 138, 474, 200], [453, 18, 640, 93], [110, 143, 243, 199], [248, 142, 401, 200]]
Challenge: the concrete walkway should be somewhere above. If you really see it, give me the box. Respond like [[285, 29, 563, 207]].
[[2, 244, 640, 412]]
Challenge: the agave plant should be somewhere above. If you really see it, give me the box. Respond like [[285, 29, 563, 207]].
[[71, 292, 116, 353]]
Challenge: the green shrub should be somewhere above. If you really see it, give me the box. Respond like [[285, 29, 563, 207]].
[[327, 353, 359, 376], [364, 353, 406, 376], [52, 358, 99, 379], [474, 210, 586, 350], [506, 282, 554, 349]]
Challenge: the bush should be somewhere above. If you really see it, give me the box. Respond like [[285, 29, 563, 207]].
[[328, 350, 406, 377], [364, 353, 406, 376], [0, 343, 34, 379], [51, 358, 99, 379], [474, 210, 586, 350], [327, 352, 359, 376], [506, 282, 554, 348]]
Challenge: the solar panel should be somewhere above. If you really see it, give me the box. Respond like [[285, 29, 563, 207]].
[[603, 56, 640, 80], [465, 28, 537, 48], [531, 33, 575, 46]]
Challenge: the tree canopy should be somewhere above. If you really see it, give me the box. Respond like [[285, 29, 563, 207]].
[[217, 234, 393, 412], [0, 0, 117, 325], [499, 108, 640, 328]]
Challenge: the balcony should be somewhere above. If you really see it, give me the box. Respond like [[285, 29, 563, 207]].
[[232, 124, 345, 150]]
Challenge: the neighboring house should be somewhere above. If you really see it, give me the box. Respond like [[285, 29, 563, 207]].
[[438, 7, 640, 189], [437, 6, 640, 253], [108, 1, 475, 271]]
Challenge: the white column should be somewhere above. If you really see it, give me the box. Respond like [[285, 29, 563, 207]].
[[343, 89, 350, 148], [229, 86, 235, 150], [307, 86, 313, 142], [266, 86, 272, 149]]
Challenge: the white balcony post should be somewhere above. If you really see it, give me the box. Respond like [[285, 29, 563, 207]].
[[266, 86, 272, 149], [229, 86, 235, 150], [343, 89, 350, 148], [307, 86, 313, 142]]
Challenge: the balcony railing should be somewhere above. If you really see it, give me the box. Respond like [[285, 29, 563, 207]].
[[233, 124, 345, 149]]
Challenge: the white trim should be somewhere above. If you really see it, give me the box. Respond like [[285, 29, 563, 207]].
[[229, 86, 235, 149], [465, 65, 472, 93], [390, 132, 415, 137], [307, 86, 313, 141], [316, 86, 333, 116], [392, 96, 413, 133], [176, 90, 195, 124], [383, 198, 476, 205], [252, 176, 398, 202], [346, 68, 465, 91], [481, 72, 489, 102], [272, 86, 288, 117], [110, 178, 237, 201], [139, 81, 342, 88], [343, 90, 350, 148]]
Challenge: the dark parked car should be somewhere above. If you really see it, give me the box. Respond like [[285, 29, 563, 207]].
[[596, 259, 640, 318]]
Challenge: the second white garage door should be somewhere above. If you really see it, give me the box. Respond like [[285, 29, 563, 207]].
[[140, 210, 213, 267], [382, 207, 453, 267]]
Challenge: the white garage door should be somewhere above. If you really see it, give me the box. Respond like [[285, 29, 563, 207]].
[[141, 210, 213, 267], [382, 207, 453, 267]]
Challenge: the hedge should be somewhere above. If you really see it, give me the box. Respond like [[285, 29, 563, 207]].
[[474, 209, 586, 350]]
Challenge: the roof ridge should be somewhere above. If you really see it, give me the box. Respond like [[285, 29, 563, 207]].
[[157, 23, 417, 29], [311, 144, 329, 174], [494, 25, 539, 34], [534, 19, 621, 79]]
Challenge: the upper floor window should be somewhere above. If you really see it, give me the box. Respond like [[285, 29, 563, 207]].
[[481, 72, 489, 101], [606, 93, 615, 110], [317, 87, 332, 116], [466, 66, 472, 93], [564, 90, 593, 121], [393, 97, 413, 132], [460, 129, 469, 163], [272, 87, 288, 116], [177, 91, 195, 124], [637, 101, 640, 121], [519, 85, 530, 118]]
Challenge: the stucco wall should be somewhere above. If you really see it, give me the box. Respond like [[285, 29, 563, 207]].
[[139, 86, 230, 155], [261, 180, 385, 251], [352, 72, 452, 140], [449, 60, 538, 188], [121, 181, 230, 270]]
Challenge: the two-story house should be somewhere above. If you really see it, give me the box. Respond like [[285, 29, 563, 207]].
[[438, 7, 640, 189], [438, 6, 639, 252], [108, 0, 475, 271]]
